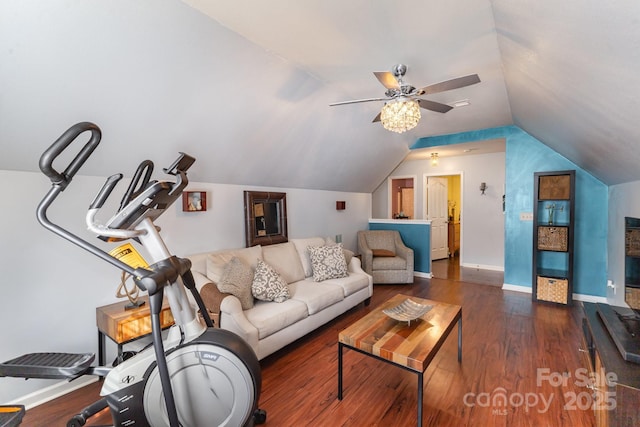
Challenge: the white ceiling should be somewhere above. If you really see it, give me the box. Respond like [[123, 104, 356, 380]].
[[183, 0, 640, 188], [2, 1, 640, 193]]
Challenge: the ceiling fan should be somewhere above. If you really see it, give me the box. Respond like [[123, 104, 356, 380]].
[[330, 64, 480, 132]]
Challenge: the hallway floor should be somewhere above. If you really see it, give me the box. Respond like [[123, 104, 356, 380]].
[[431, 255, 504, 287]]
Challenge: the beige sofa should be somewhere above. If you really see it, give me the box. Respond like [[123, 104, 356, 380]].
[[187, 237, 373, 360]]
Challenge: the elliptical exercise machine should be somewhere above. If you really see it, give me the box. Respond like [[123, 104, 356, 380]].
[[0, 122, 266, 426]]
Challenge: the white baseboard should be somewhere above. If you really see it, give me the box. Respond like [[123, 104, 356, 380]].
[[8, 376, 98, 410], [460, 262, 504, 272], [414, 271, 432, 278], [502, 283, 532, 293], [501, 283, 607, 303], [572, 293, 607, 303]]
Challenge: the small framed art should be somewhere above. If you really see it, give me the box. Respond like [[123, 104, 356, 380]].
[[182, 191, 207, 212]]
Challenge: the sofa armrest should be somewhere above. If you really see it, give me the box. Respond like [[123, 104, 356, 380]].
[[219, 297, 260, 351], [347, 255, 363, 272], [199, 283, 232, 316], [191, 270, 214, 292], [200, 283, 260, 351], [348, 255, 373, 289]]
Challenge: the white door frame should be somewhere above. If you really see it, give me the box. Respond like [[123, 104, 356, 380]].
[[423, 171, 464, 265]]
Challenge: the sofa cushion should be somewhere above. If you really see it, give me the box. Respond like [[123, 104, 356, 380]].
[[291, 237, 326, 277], [308, 244, 349, 282], [372, 256, 407, 270], [245, 299, 309, 340], [323, 272, 371, 297], [217, 256, 254, 310], [289, 279, 344, 315], [206, 245, 262, 283], [252, 260, 290, 303], [261, 241, 305, 284]]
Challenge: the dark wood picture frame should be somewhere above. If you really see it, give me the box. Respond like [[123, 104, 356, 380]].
[[244, 191, 288, 247], [182, 191, 207, 212]]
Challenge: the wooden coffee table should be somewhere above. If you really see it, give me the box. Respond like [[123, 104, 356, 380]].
[[338, 294, 462, 427]]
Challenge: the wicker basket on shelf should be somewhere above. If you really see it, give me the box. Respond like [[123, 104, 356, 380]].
[[536, 276, 568, 304]]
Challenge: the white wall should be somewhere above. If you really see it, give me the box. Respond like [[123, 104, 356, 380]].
[[372, 152, 505, 270], [608, 179, 640, 305], [0, 169, 370, 403]]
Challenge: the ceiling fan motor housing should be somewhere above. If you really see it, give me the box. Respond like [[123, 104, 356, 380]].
[[392, 64, 407, 78]]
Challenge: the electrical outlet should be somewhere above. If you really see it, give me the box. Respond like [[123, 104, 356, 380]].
[[520, 212, 534, 221], [335, 234, 342, 244], [607, 279, 616, 295]]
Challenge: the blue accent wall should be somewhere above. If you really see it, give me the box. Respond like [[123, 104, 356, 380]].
[[414, 126, 608, 296], [368, 221, 431, 274]]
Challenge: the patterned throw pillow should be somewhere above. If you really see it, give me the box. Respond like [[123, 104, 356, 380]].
[[308, 245, 349, 282], [217, 257, 254, 310], [252, 259, 290, 303]]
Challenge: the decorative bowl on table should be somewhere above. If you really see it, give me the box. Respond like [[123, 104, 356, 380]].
[[383, 299, 433, 325]]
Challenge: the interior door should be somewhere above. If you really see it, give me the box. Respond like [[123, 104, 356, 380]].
[[400, 188, 414, 218], [427, 176, 449, 260]]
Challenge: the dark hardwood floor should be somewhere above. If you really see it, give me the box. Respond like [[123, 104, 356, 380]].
[[24, 267, 594, 426], [431, 255, 504, 287]]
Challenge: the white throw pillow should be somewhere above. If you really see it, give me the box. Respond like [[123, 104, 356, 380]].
[[308, 244, 349, 282], [252, 260, 290, 303]]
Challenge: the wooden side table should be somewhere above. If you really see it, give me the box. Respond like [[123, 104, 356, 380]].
[[96, 296, 174, 366]]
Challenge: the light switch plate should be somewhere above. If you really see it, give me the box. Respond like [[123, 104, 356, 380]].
[[520, 212, 534, 221]]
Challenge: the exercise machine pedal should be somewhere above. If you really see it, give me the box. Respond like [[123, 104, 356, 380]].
[[0, 405, 25, 427], [0, 352, 94, 380]]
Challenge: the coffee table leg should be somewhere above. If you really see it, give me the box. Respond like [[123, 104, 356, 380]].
[[338, 342, 343, 400], [458, 316, 462, 362], [417, 371, 423, 427]]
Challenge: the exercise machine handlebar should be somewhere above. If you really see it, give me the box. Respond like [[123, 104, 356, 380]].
[[38, 122, 101, 189]]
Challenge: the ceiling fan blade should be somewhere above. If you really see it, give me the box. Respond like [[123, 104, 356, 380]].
[[417, 74, 481, 95], [417, 99, 454, 113], [372, 112, 381, 123], [374, 71, 400, 89], [329, 97, 386, 106]]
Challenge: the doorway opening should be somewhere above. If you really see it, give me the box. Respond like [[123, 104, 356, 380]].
[[388, 175, 416, 219], [425, 173, 462, 275]]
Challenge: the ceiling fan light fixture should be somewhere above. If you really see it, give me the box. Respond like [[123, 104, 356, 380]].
[[380, 99, 421, 133]]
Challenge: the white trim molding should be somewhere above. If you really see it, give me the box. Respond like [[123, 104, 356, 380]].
[[9, 376, 98, 410], [501, 283, 607, 303]]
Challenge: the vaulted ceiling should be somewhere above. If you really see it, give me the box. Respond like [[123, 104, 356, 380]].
[[2, 1, 639, 193]]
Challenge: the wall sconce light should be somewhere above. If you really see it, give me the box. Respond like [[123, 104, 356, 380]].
[[430, 153, 439, 166], [480, 182, 487, 195]]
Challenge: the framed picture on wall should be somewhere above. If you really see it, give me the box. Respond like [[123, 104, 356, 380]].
[[182, 191, 207, 212]]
